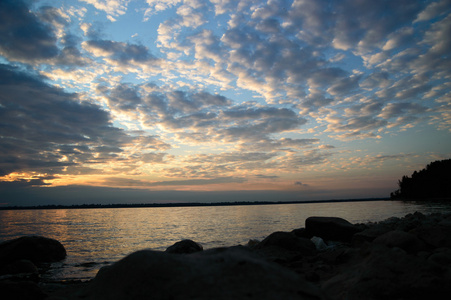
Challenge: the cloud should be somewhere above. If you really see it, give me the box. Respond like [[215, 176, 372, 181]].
[[99, 83, 143, 111], [0, 176, 55, 190], [0, 0, 59, 62], [100, 176, 248, 188], [294, 181, 310, 188], [415, 0, 451, 22], [238, 138, 320, 152], [1, 0, 450, 204], [144, 0, 183, 19], [0, 64, 171, 180], [0, 0, 89, 66], [80, 0, 129, 22], [83, 40, 158, 65], [378, 102, 428, 120]]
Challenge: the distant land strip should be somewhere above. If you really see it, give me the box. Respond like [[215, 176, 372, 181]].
[[0, 198, 390, 210]]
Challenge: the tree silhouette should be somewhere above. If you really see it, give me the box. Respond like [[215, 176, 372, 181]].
[[390, 159, 451, 200]]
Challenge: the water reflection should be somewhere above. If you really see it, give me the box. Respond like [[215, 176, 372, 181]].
[[1, 200, 450, 280]]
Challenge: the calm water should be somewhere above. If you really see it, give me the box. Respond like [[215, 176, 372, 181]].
[[1, 200, 450, 281]]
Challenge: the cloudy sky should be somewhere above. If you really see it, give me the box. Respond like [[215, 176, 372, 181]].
[[1, 0, 450, 206]]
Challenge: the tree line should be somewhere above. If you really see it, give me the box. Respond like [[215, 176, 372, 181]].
[[391, 159, 451, 200]]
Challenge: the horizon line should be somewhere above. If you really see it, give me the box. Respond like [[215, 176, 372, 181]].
[[0, 197, 391, 210]]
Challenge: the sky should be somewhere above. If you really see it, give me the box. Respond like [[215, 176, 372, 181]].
[[1, 0, 450, 206]]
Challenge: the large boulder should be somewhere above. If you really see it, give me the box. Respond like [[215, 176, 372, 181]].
[[0, 236, 66, 267], [165, 239, 203, 254], [306, 217, 361, 242], [254, 231, 316, 262], [71, 247, 326, 300]]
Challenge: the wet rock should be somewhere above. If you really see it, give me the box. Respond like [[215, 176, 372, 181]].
[[165, 239, 203, 254], [0, 236, 66, 266], [246, 239, 260, 248], [305, 217, 361, 243], [373, 230, 426, 254], [71, 247, 326, 300]]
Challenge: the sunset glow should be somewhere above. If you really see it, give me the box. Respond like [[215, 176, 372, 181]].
[[1, 0, 450, 205]]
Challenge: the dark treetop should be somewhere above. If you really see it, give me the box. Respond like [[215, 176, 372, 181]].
[[390, 159, 451, 200]]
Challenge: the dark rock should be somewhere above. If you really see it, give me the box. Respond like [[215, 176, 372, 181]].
[[254, 232, 316, 262], [409, 225, 451, 249], [246, 239, 260, 248], [292, 228, 311, 239], [0, 280, 46, 300], [352, 224, 392, 244], [427, 248, 451, 267], [0, 236, 66, 267], [256, 231, 315, 253], [70, 247, 326, 300], [317, 247, 357, 265], [305, 217, 361, 242], [322, 243, 451, 300], [0, 259, 38, 276], [373, 230, 426, 254], [165, 239, 203, 254]]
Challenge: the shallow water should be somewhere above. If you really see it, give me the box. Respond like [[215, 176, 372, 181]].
[[1, 200, 450, 280]]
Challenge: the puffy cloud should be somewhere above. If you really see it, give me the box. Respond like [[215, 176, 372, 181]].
[[1, 0, 450, 200], [0, 64, 125, 176], [379, 102, 428, 119], [144, 0, 183, 19], [333, 0, 424, 52], [0, 0, 59, 62], [99, 83, 143, 111], [80, 0, 129, 22], [0, 64, 170, 180], [83, 40, 157, 65], [415, 0, 451, 22], [0, 0, 89, 66]]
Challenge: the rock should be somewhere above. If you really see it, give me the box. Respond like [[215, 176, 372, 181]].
[[322, 243, 451, 300], [256, 231, 315, 253], [292, 228, 311, 239], [305, 217, 361, 242], [0, 236, 66, 267], [0, 259, 38, 276], [0, 280, 46, 300], [71, 247, 326, 300], [246, 239, 260, 248], [409, 225, 451, 249], [352, 224, 392, 244], [165, 239, 203, 254], [311, 236, 329, 251], [373, 230, 426, 254], [254, 232, 316, 262], [427, 248, 451, 267]]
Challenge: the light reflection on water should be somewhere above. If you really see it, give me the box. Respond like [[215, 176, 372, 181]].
[[1, 200, 450, 280]]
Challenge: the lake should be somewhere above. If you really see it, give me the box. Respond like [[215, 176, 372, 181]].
[[1, 200, 450, 281]]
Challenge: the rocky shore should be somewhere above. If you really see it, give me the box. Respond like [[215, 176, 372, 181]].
[[1, 212, 451, 299]]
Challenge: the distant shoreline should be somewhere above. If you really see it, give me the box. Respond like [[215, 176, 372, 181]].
[[0, 198, 390, 210]]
